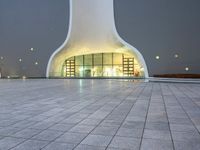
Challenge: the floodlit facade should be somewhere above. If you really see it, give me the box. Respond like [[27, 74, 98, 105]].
[[46, 0, 149, 78]]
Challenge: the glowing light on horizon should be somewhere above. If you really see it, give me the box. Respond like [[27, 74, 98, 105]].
[[174, 54, 179, 58], [156, 56, 160, 60], [185, 67, 189, 71]]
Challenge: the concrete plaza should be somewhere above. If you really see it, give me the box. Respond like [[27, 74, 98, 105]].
[[0, 79, 200, 150]]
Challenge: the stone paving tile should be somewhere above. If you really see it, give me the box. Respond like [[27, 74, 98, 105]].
[[11, 120, 38, 129], [31, 129, 63, 141], [121, 121, 145, 129], [145, 122, 170, 131], [61, 117, 84, 124], [168, 117, 193, 125], [174, 139, 200, 150], [108, 136, 140, 150], [0, 127, 22, 136], [49, 123, 74, 132], [92, 126, 119, 136], [81, 134, 112, 147], [170, 124, 197, 132], [0, 119, 19, 127], [143, 129, 172, 141], [1, 80, 200, 150], [28, 121, 56, 130], [116, 127, 143, 138], [42, 142, 76, 150], [12, 128, 42, 139], [99, 120, 121, 127], [106, 148, 124, 150], [0, 137, 26, 150], [55, 132, 87, 144], [11, 139, 49, 150], [125, 116, 146, 122], [171, 131, 200, 142], [140, 138, 174, 150], [79, 118, 102, 126], [69, 124, 96, 133], [74, 144, 106, 150]]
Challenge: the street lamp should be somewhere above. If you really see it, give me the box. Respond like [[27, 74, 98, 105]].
[[155, 56, 160, 60], [19, 58, 22, 62], [30, 48, 34, 52], [18, 58, 23, 77]]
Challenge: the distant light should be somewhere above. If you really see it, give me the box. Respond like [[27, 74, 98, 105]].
[[0, 56, 3, 60], [155, 56, 160, 60], [7, 76, 10, 79], [185, 67, 189, 71], [19, 58, 22, 62], [35, 62, 38, 65], [22, 76, 26, 79], [30, 48, 34, 51], [174, 54, 179, 58]]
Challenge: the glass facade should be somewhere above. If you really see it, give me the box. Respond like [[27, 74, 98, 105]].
[[63, 53, 144, 78]]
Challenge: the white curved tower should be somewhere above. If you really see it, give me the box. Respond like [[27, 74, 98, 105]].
[[47, 0, 148, 78]]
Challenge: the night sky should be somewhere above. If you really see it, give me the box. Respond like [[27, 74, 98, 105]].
[[0, 0, 200, 77]]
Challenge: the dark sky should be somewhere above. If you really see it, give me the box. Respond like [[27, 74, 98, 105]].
[[0, 0, 200, 77]]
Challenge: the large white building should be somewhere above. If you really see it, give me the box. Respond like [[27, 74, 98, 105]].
[[47, 0, 148, 78]]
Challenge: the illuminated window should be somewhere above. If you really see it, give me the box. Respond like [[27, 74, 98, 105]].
[[103, 53, 112, 65], [75, 55, 83, 65], [94, 54, 102, 65], [113, 53, 122, 64], [84, 55, 92, 66]]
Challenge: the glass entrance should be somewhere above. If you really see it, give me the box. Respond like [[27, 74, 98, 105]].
[[63, 53, 143, 78]]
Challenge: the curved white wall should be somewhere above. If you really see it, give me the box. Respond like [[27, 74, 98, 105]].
[[46, 0, 149, 78]]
